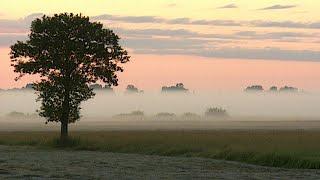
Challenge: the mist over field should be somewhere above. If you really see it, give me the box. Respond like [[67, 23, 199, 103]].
[[1, 90, 319, 119]]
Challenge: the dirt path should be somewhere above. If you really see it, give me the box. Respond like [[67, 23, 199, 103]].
[[0, 146, 319, 179]]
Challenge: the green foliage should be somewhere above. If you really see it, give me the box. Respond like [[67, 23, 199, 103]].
[[10, 13, 130, 124]]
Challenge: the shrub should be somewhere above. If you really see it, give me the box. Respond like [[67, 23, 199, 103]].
[[113, 111, 145, 120], [130, 111, 144, 116], [245, 85, 264, 92], [181, 112, 201, 119], [6, 111, 26, 118], [156, 112, 176, 117], [205, 107, 228, 117]]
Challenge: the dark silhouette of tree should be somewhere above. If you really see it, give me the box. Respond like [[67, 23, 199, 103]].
[[10, 13, 130, 141], [125, 84, 143, 94], [205, 107, 228, 117], [90, 84, 114, 92], [269, 86, 278, 92], [162, 83, 188, 93], [279, 86, 298, 92], [244, 85, 264, 92], [89, 84, 103, 89]]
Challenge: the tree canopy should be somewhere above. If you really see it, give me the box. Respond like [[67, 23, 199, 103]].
[[161, 83, 188, 93], [10, 13, 130, 140]]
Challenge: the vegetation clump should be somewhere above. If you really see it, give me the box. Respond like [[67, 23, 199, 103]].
[[125, 84, 143, 94], [5, 111, 39, 118], [113, 111, 145, 120], [162, 83, 188, 93], [181, 112, 201, 119], [6, 111, 26, 118], [244, 85, 264, 92], [89, 84, 114, 92], [205, 107, 228, 117], [279, 86, 298, 92], [155, 112, 176, 119], [269, 86, 278, 92]]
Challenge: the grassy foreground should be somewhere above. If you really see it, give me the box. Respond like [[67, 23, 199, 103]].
[[0, 130, 320, 169]]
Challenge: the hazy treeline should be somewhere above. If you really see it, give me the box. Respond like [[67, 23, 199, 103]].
[[1, 90, 319, 119]]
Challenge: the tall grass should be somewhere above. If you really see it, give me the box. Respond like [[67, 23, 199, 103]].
[[0, 130, 320, 169]]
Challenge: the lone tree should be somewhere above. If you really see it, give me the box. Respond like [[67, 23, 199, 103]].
[[10, 13, 130, 141]]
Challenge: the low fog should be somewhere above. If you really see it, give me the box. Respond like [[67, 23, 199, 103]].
[[1, 90, 320, 118]]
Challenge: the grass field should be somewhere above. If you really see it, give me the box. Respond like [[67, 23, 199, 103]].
[[0, 130, 320, 169]]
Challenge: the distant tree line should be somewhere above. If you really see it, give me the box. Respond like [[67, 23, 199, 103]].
[[2, 83, 301, 94], [245, 85, 299, 93], [161, 83, 188, 93], [112, 106, 229, 120]]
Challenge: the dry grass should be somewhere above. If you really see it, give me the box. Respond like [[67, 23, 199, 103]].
[[0, 130, 320, 168]]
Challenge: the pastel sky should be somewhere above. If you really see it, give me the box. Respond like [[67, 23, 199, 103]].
[[0, 0, 320, 91]]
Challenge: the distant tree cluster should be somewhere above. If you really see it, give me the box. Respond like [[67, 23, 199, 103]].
[[6, 111, 38, 118], [114, 110, 144, 117], [156, 112, 176, 117], [162, 83, 188, 93], [125, 84, 143, 94], [244, 85, 264, 92], [269, 86, 278, 92], [245, 85, 299, 93], [89, 84, 114, 92], [205, 107, 228, 117], [279, 86, 298, 92]]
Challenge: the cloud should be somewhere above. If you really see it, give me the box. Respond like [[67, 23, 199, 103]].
[[92, 14, 320, 29], [93, 14, 241, 27], [0, 33, 27, 46], [92, 14, 165, 23], [23, 13, 44, 21], [115, 28, 315, 42], [191, 19, 241, 26], [1, 14, 320, 62], [113, 28, 320, 61], [198, 48, 320, 61], [251, 20, 320, 29], [0, 13, 43, 33], [134, 46, 320, 62], [3, 13, 320, 35], [259, 4, 297, 10], [234, 31, 313, 40], [0, 24, 320, 61], [115, 28, 198, 38], [217, 3, 238, 9], [123, 37, 206, 50]]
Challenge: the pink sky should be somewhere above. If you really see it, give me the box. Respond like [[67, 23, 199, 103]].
[[2, 47, 320, 92], [1, 1, 320, 92]]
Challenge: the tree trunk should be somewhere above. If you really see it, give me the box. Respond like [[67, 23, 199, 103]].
[[60, 121, 68, 142], [60, 86, 70, 143]]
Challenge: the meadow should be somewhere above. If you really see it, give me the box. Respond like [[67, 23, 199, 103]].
[[1, 130, 320, 169]]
